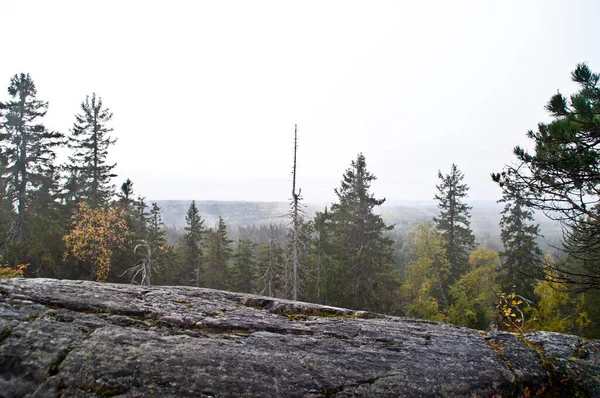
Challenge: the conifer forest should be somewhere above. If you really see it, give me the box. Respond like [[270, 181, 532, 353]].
[[0, 64, 599, 339]]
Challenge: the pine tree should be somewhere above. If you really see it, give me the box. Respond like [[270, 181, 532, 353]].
[[230, 239, 256, 293], [324, 153, 399, 312], [498, 185, 542, 299], [180, 200, 205, 286], [68, 93, 116, 207], [0, 73, 63, 248], [493, 63, 600, 290], [203, 216, 232, 290], [433, 164, 475, 281]]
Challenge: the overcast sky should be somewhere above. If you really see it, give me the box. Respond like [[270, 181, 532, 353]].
[[1, 1, 599, 204]]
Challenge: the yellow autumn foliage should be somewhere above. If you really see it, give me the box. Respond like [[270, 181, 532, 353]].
[[63, 202, 129, 282], [0, 262, 28, 279]]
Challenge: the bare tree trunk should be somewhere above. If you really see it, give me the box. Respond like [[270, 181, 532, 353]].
[[290, 124, 301, 301]]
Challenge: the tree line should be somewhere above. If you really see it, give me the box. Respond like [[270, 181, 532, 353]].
[[0, 65, 598, 338]]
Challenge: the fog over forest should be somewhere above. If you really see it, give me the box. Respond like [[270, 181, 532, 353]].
[[154, 199, 563, 251]]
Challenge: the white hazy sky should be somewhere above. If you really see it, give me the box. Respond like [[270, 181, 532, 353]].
[[1, 1, 599, 203]]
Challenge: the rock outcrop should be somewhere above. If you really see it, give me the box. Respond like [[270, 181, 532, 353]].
[[0, 278, 598, 397]]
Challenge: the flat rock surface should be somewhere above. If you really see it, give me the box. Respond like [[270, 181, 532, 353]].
[[0, 278, 598, 397]]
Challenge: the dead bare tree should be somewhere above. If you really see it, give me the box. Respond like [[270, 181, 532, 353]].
[[286, 124, 309, 301], [120, 240, 156, 286]]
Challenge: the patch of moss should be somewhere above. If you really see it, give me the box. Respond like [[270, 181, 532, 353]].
[[95, 386, 125, 397], [484, 338, 521, 392], [25, 315, 39, 322], [0, 328, 11, 345], [285, 312, 310, 321], [324, 385, 344, 397], [279, 310, 360, 321], [172, 299, 192, 308], [517, 335, 589, 398], [319, 311, 360, 319], [91, 309, 112, 315], [199, 326, 252, 336], [47, 312, 73, 323], [49, 346, 73, 376]]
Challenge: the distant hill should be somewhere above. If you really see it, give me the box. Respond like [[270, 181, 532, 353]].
[[154, 200, 562, 245], [154, 200, 292, 229]]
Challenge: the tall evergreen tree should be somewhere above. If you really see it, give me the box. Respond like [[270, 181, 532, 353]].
[[324, 153, 399, 312], [181, 200, 205, 286], [68, 93, 116, 207], [498, 184, 543, 299], [203, 217, 232, 290], [433, 164, 475, 281], [0, 73, 63, 250]]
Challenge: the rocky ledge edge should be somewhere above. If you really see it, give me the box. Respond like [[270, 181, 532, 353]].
[[0, 278, 598, 397]]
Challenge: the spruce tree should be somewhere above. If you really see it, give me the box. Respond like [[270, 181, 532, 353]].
[[203, 217, 232, 290], [433, 164, 475, 281], [181, 200, 205, 287], [68, 93, 116, 207], [498, 185, 543, 299], [325, 153, 399, 312], [0, 73, 63, 248]]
